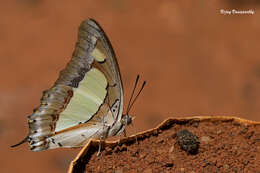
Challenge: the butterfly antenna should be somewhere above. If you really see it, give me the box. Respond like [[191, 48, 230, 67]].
[[126, 75, 140, 114], [127, 80, 146, 114], [10, 136, 29, 148]]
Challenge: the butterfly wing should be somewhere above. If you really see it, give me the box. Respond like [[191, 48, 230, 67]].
[[25, 19, 123, 151], [88, 19, 124, 123]]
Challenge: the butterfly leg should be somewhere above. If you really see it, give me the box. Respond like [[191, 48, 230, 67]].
[[117, 133, 122, 145], [97, 125, 110, 156], [97, 113, 107, 156], [97, 139, 103, 156], [97, 116, 105, 156], [117, 128, 127, 145], [131, 123, 138, 144]]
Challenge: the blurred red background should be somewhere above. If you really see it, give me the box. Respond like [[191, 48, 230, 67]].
[[1, 0, 260, 172]]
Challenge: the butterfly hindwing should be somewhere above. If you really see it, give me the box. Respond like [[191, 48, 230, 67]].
[[89, 19, 124, 121]]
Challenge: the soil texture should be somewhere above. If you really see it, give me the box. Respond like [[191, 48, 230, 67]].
[[79, 118, 260, 173]]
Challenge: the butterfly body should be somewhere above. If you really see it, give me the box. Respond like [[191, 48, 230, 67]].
[[14, 19, 134, 151]]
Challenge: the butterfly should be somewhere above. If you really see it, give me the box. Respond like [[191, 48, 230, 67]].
[[11, 18, 145, 151]]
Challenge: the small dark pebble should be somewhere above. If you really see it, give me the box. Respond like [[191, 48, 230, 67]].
[[164, 162, 174, 167], [176, 129, 200, 154]]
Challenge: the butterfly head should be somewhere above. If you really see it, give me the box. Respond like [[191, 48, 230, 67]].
[[121, 114, 134, 126]]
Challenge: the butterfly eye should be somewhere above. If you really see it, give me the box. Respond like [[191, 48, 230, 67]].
[[126, 115, 132, 125]]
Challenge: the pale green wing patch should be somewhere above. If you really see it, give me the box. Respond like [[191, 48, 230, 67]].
[[55, 67, 108, 132]]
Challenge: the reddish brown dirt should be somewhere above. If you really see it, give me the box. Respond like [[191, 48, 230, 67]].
[[1, 1, 260, 173], [85, 119, 260, 173]]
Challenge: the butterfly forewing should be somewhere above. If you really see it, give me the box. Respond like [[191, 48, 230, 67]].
[[25, 19, 124, 151]]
